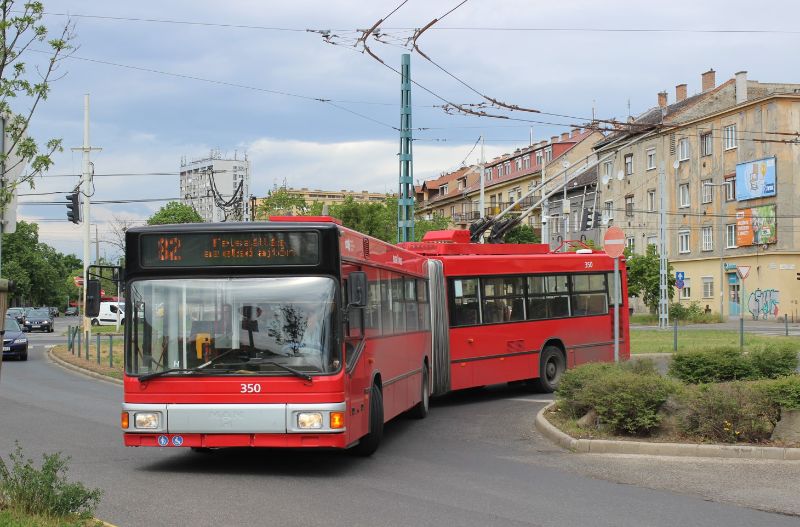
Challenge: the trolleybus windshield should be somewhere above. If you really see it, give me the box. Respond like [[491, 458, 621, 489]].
[[127, 276, 338, 377]]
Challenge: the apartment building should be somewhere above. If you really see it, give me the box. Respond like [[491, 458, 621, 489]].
[[180, 151, 251, 222], [596, 69, 800, 319], [416, 128, 603, 239]]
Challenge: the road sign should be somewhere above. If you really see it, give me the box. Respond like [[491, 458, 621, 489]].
[[73, 276, 83, 287], [603, 226, 625, 258], [737, 266, 751, 280], [676, 279, 685, 289], [676, 271, 685, 281]]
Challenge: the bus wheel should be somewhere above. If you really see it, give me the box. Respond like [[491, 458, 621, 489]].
[[351, 383, 383, 456], [529, 346, 565, 393], [409, 365, 430, 419]]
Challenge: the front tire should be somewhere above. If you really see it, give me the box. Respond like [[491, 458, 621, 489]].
[[408, 365, 430, 419], [90, 319, 99, 326], [529, 346, 565, 393], [351, 383, 383, 456]]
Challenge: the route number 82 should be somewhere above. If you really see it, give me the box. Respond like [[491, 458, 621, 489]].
[[240, 383, 262, 393]]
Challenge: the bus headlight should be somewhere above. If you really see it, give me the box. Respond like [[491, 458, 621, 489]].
[[134, 412, 160, 429], [297, 412, 323, 429]]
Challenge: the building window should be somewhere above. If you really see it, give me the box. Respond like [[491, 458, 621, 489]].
[[603, 161, 613, 181], [679, 183, 690, 208], [515, 158, 522, 170], [625, 195, 634, 217], [536, 151, 543, 166], [647, 190, 656, 212], [552, 214, 560, 234], [701, 179, 713, 204], [724, 124, 737, 150], [702, 277, 714, 299], [678, 138, 689, 161], [604, 200, 614, 222], [457, 178, 465, 190], [726, 224, 737, 248], [625, 237, 635, 252], [440, 184, 448, 195], [724, 176, 735, 201], [572, 210, 579, 232], [498, 165, 504, 177], [678, 230, 690, 254], [646, 148, 656, 170], [523, 155, 530, 169], [702, 226, 713, 251], [681, 278, 692, 299], [646, 236, 657, 248], [450, 205, 455, 217], [624, 154, 633, 175], [544, 147, 552, 162], [700, 132, 713, 157]]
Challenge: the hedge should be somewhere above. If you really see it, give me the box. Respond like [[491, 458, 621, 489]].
[[668, 345, 798, 384]]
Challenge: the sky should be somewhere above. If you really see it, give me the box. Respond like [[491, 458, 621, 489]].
[[10, 0, 800, 259]]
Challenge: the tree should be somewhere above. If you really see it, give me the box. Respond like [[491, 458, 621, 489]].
[[107, 215, 138, 257], [413, 214, 450, 242], [147, 201, 203, 225], [503, 225, 541, 244], [625, 244, 675, 313], [0, 2, 74, 218], [255, 188, 312, 219]]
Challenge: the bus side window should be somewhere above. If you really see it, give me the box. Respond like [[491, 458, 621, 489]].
[[450, 278, 479, 326]]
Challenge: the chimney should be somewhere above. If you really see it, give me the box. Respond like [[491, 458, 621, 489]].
[[560, 132, 570, 141], [571, 127, 581, 137], [550, 136, 558, 144], [676, 83, 687, 102], [701, 68, 716, 92], [735, 71, 748, 104], [657, 91, 668, 108]]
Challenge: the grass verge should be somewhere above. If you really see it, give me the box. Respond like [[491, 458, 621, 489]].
[[0, 507, 102, 526], [50, 344, 123, 380], [630, 329, 800, 354]]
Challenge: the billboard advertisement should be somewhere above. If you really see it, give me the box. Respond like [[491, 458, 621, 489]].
[[736, 205, 777, 246], [735, 157, 776, 201]]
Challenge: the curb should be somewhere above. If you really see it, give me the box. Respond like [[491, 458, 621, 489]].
[[535, 402, 800, 460], [47, 347, 123, 386]]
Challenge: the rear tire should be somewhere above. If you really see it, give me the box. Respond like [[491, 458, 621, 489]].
[[529, 346, 565, 393], [408, 365, 430, 419], [351, 383, 383, 456], [90, 319, 99, 326]]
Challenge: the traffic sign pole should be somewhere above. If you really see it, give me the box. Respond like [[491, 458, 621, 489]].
[[613, 256, 619, 363], [604, 226, 625, 363]]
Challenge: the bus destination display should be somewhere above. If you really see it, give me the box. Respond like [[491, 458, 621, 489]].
[[140, 231, 319, 267]]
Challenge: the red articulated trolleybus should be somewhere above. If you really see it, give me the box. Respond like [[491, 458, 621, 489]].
[[121, 218, 629, 454], [121, 217, 432, 455], [400, 229, 630, 395]]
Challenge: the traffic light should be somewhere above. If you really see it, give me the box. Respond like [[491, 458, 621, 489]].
[[583, 207, 594, 230], [66, 192, 81, 224]]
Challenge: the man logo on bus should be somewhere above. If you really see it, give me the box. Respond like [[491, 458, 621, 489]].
[[157, 435, 169, 447]]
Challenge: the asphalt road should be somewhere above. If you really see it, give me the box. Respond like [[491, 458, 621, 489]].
[[1, 319, 799, 526]]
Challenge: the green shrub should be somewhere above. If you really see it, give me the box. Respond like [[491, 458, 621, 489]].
[[556, 362, 615, 417], [557, 362, 678, 435], [748, 343, 799, 379], [760, 375, 800, 409], [669, 302, 687, 321], [679, 381, 779, 443], [0, 443, 102, 519], [669, 347, 757, 384]]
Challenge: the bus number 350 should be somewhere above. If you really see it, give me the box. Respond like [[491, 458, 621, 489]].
[[240, 383, 262, 393]]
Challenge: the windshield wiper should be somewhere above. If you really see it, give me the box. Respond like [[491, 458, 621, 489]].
[[138, 368, 200, 382], [216, 360, 314, 382]]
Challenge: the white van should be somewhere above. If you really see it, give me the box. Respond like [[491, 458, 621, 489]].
[[91, 301, 125, 326]]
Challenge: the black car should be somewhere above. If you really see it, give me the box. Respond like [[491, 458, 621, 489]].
[[6, 307, 25, 325], [23, 308, 54, 333], [3, 318, 28, 360], [64, 307, 78, 316]]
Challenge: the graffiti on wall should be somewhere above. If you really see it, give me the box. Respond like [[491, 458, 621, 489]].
[[748, 288, 780, 320]]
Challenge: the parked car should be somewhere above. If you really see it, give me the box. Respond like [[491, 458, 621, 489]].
[[23, 308, 54, 333], [6, 307, 25, 325], [91, 301, 125, 326], [49, 307, 60, 318], [3, 317, 28, 360], [64, 306, 79, 316]]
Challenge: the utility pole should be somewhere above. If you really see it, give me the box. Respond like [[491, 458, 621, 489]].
[[397, 53, 414, 242], [658, 162, 669, 329], [71, 95, 101, 338], [95, 224, 100, 264], [479, 135, 485, 219], [541, 162, 549, 247]]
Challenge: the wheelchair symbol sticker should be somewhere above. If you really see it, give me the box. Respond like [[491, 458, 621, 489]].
[[171, 436, 184, 447], [157, 435, 169, 447]]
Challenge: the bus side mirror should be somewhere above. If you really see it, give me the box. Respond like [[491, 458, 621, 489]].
[[85, 279, 101, 318], [347, 272, 367, 308]]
